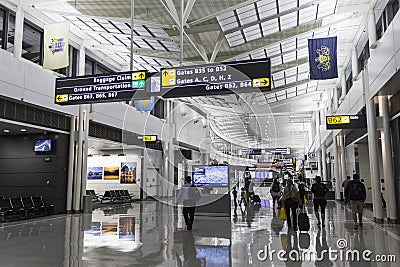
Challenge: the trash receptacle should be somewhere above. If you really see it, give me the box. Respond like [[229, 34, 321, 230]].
[[83, 195, 92, 213]]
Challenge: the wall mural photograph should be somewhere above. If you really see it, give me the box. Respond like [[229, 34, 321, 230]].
[[120, 162, 137, 184], [103, 166, 120, 180], [87, 167, 103, 180]]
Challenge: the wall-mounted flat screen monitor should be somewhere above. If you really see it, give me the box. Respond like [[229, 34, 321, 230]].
[[34, 139, 52, 152], [255, 171, 273, 180], [192, 165, 229, 187]]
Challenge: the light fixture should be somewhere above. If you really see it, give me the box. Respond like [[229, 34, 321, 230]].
[[20, 129, 27, 132], [3, 129, 9, 133]]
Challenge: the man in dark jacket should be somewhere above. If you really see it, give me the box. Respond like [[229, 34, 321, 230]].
[[345, 174, 366, 229], [311, 176, 329, 227]]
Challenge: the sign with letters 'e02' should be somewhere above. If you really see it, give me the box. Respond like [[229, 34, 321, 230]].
[[160, 59, 271, 98], [326, 115, 367, 129], [54, 71, 146, 105]]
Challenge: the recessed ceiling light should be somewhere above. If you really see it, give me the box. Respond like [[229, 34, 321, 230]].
[[3, 129, 9, 133], [20, 129, 27, 132]]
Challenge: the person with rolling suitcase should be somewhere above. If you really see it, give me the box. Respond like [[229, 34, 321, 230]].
[[311, 175, 329, 227], [252, 194, 261, 204]]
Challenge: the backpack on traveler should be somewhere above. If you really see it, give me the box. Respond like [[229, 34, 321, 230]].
[[349, 181, 366, 201], [271, 183, 280, 193]]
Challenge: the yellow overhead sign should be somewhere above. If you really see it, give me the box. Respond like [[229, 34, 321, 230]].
[[56, 94, 68, 103], [143, 135, 157, 142], [252, 78, 270, 87], [132, 71, 145, 80], [161, 69, 176, 87], [327, 116, 350, 125]]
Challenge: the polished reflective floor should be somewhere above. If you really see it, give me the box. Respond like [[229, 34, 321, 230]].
[[0, 199, 399, 266]]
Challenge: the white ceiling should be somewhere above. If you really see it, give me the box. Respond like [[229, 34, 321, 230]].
[[13, 0, 369, 150]]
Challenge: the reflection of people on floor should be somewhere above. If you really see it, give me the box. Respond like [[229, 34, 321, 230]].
[[246, 203, 255, 227], [349, 231, 367, 267], [271, 208, 283, 235], [177, 231, 201, 267], [298, 232, 310, 250], [285, 230, 301, 267], [315, 229, 332, 267], [233, 209, 238, 223]]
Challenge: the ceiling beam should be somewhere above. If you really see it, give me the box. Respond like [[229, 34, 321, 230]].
[[192, 33, 209, 62], [184, 20, 321, 62], [210, 31, 225, 63], [271, 57, 309, 73], [31, 7, 167, 28], [224, 0, 327, 35], [161, 0, 180, 25], [220, 21, 322, 62], [164, 22, 221, 36], [183, 0, 196, 25]]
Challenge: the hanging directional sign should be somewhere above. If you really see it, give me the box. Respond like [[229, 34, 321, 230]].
[[326, 115, 367, 129], [54, 71, 146, 105], [160, 59, 271, 98]]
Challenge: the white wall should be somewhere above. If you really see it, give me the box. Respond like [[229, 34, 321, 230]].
[[0, 49, 79, 116], [172, 102, 209, 150], [86, 151, 141, 199], [368, 9, 400, 98], [345, 144, 356, 177]]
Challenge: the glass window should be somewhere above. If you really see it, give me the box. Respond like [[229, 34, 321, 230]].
[[393, 0, 399, 18], [21, 22, 43, 64], [7, 14, 14, 53], [85, 58, 94, 75], [0, 8, 5, 49], [95, 64, 111, 75]]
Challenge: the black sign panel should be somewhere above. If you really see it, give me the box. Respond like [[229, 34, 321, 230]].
[[160, 59, 271, 98], [241, 148, 262, 155], [326, 115, 367, 129], [55, 71, 146, 105]]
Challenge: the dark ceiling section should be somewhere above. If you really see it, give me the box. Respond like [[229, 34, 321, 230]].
[[0, 97, 71, 132]]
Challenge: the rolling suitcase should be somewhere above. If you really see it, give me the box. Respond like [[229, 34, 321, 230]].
[[252, 195, 261, 203], [298, 211, 310, 232]]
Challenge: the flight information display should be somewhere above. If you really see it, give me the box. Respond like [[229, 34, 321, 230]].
[[160, 59, 271, 98], [192, 165, 229, 187], [54, 71, 146, 105]]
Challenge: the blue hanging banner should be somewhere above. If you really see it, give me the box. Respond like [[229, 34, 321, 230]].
[[308, 37, 338, 80]]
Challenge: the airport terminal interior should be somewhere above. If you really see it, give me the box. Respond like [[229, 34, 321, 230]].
[[1, 0, 400, 266]]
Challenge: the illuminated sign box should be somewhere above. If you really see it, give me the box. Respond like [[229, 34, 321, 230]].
[[54, 71, 146, 105], [142, 135, 157, 142], [326, 115, 366, 129], [160, 59, 271, 98]]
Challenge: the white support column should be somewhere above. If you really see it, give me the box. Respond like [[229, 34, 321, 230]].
[[315, 109, 322, 176], [72, 43, 89, 212], [322, 143, 327, 181], [339, 134, 346, 199], [362, 65, 384, 222], [352, 47, 358, 80], [368, 8, 377, 47], [13, 5, 24, 58], [340, 67, 347, 101], [66, 116, 77, 212], [333, 134, 341, 200], [380, 96, 398, 223], [333, 86, 338, 112], [73, 106, 84, 212], [80, 105, 90, 206]]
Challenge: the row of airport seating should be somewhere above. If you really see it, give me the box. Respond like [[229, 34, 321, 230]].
[[0, 196, 54, 222], [86, 190, 135, 203]]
